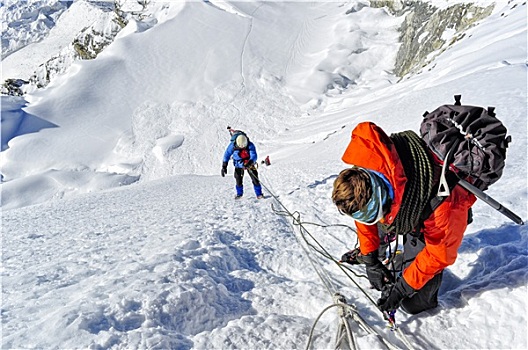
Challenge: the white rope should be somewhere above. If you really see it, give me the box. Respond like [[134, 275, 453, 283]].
[[253, 168, 414, 350], [248, 167, 339, 296], [305, 301, 403, 350], [305, 304, 342, 350]]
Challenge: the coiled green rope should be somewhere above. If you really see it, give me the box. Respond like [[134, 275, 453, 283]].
[[382, 130, 435, 235]]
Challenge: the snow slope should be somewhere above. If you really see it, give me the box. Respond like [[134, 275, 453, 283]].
[[1, 0, 527, 349], [1, 0, 402, 209]]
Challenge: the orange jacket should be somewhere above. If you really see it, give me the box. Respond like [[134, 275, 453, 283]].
[[342, 122, 476, 290]]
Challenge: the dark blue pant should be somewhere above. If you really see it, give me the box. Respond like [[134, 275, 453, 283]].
[[234, 167, 260, 187], [234, 167, 262, 197], [400, 233, 443, 314]]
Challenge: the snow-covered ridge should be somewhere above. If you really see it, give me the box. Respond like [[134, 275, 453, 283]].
[[2, 0, 498, 96]]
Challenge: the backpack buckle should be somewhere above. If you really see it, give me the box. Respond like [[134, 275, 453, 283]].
[[437, 149, 452, 197]]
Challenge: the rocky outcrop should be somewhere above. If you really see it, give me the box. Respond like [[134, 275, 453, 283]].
[[372, 1, 494, 78], [2, 1, 136, 96], [72, 12, 126, 60], [2, 79, 29, 96], [27, 7, 126, 91]]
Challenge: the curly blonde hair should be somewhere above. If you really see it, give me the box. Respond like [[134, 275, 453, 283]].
[[332, 168, 372, 216]]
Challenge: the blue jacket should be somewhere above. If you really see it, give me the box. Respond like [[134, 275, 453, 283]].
[[223, 142, 258, 168]]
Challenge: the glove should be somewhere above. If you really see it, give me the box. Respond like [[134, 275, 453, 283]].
[[377, 277, 416, 312], [221, 162, 228, 177], [360, 251, 394, 291], [340, 248, 361, 265]]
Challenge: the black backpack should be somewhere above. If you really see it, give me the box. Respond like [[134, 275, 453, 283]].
[[420, 95, 511, 191]]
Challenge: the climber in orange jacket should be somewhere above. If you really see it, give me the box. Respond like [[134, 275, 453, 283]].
[[332, 122, 475, 314]]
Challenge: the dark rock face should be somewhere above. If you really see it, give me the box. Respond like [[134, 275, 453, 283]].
[[1, 79, 29, 96], [373, 0, 494, 77]]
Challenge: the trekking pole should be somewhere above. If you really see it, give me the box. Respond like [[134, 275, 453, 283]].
[[458, 178, 524, 225]]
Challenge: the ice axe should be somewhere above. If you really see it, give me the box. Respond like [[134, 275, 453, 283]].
[[458, 178, 524, 225]]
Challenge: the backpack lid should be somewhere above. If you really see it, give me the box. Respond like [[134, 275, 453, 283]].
[[420, 95, 510, 191]]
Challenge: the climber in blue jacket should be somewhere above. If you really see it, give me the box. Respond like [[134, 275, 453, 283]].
[[221, 129, 264, 199]]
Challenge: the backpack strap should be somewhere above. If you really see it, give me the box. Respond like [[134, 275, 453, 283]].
[[228, 127, 249, 145], [418, 170, 460, 228]]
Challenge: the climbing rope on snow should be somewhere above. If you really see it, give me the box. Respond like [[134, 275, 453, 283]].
[[305, 295, 404, 350], [270, 204, 415, 349], [252, 164, 370, 296], [269, 205, 369, 282], [249, 167, 414, 349]]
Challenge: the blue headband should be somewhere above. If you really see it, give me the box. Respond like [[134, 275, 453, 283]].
[[350, 169, 391, 225]]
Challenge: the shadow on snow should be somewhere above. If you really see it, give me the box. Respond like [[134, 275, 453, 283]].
[[1, 96, 58, 151], [440, 223, 528, 308]]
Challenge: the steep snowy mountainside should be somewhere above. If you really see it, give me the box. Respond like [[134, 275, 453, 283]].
[[0, 1, 526, 349], [1, 0, 508, 96], [0, 0, 524, 214], [1, 1, 401, 210]]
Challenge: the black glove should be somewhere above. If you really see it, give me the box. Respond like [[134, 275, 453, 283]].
[[360, 251, 394, 291], [221, 162, 228, 177], [340, 248, 361, 265], [377, 277, 415, 312]]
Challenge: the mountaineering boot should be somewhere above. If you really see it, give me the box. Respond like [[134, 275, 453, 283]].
[[254, 185, 263, 199], [235, 185, 244, 199]]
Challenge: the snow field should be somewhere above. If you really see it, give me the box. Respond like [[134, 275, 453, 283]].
[[1, 0, 527, 348]]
